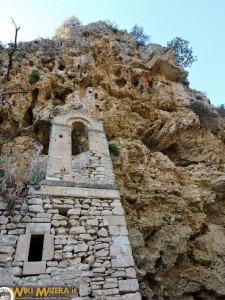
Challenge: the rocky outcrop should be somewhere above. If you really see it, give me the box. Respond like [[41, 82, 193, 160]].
[[1, 21, 225, 299]]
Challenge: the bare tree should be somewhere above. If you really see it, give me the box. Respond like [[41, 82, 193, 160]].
[[0, 18, 28, 106]]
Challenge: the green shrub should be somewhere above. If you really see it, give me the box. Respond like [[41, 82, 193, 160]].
[[0, 159, 5, 179], [108, 143, 120, 156], [189, 101, 209, 115], [27, 70, 40, 84], [105, 19, 119, 33], [217, 104, 225, 118], [189, 101, 217, 130], [131, 24, 150, 46], [167, 37, 197, 68], [30, 166, 45, 185], [92, 51, 98, 60]]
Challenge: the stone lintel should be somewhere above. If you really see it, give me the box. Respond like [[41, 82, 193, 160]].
[[41, 180, 119, 190], [30, 185, 120, 199]]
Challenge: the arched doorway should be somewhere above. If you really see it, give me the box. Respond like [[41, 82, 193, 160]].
[[71, 121, 89, 156]]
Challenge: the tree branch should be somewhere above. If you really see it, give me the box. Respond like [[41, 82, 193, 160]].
[[0, 18, 24, 106]]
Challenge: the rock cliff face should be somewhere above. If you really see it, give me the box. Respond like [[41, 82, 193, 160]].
[[1, 21, 225, 299]]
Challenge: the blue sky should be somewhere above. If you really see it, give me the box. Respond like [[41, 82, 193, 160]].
[[0, 0, 224, 106]]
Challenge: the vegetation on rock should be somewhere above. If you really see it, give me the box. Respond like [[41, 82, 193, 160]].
[[217, 104, 225, 117], [167, 36, 197, 67], [27, 70, 40, 84], [108, 142, 120, 156], [131, 24, 150, 46]]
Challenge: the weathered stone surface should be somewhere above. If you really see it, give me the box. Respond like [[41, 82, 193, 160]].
[[118, 279, 139, 293], [67, 208, 81, 216], [79, 284, 91, 297], [0, 202, 7, 210], [111, 255, 134, 268], [23, 261, 46, 275], [0, 235, 17, 245], [0, 215, 8, 224], [74, 243, 89, 253], [86, 219, 99, 226], [28, 198, 43, 205], [97, 228, 108, 237], [0, 267, 14, 285], [28, 205, 44, 213], [92, 289, 120, 296], [69, 226, 86, 234], [122, 293, 142, 300], [103, 216, 126, 226]]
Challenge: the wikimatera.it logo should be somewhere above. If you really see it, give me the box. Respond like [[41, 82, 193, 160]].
[[0, 287, 78, 300]]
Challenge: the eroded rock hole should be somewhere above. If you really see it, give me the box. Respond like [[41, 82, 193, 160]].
[[72, 122, 89, 156], [54, 87, 73, 104], [23, 107, 33, 127], [28, 235, 44, 262], [131, 78, 139, 87], [115, 77, 127, 87], [34, 120, 51, 154], [32, 88, 39, 103]]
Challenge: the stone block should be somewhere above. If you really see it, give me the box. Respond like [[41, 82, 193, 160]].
[[64, 245, 74, 252], [103, 216, 126, 226], [103, 282, 118, 289], [0, 215, 8, 224], [79, 284, 91, 297], [122, 293, 142, 300], [79, 234, 94, 241], [74, 243, 89, 253], [0, 254, 12, 263], [0, 234, 18, 246], [112, 207, 124, 215], [12, 266, 22, 276], [102, 210, 113, 216], [92, 289, 120, 296], [126, 268, 137, 279], [23, 261, 46, 275], [8, 229, 25, 235], [94, 243, 109, 251], [97, 228, 108, 237], [0, 267, 14, 285], [0, 246, 14, 254], [112, 236, 130, 246], [26, 223, 51, 234], [111, 255, 134, 268], [70, 226, 86, 234], [43, 234, 54, 260], [118, 279, 139, 293], [52, 220, 61, 227], [95, 249, 109, 257], [28, 205, 44, 213], [0, 202, 7, 210], [28, 198, 43, 205], [93, 267, 106, 273], [110, 244, 132, 257], [67, 208, 81, 216], [109, 226, 128, 236], [86, 219, 99, 226]]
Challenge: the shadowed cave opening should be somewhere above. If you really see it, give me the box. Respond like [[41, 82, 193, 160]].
[[71, 122, 89, 156], [28, 235, 44, 262], [34, 120, 51, 154]]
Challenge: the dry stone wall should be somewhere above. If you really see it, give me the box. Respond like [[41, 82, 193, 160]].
[[0, 194, 141, 299]]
